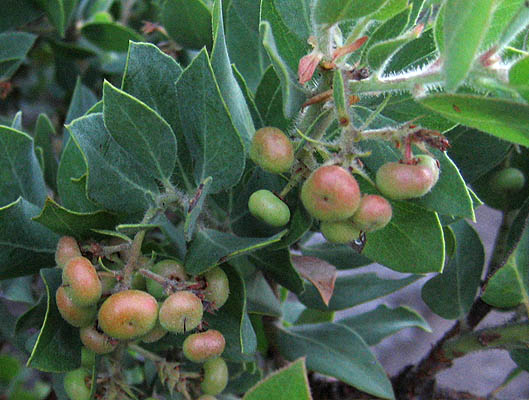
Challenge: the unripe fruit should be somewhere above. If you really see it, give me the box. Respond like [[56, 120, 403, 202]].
[[55, 236, 81, 268], [182, 329, 226, 363], [64, 368, 91, 400], [489, 167, 526, 193], [62, 256, 102, 307], [98, 290, 158, 340], [201, 357, 228, 395], [141, 318, 168, 343], [416, 155, 440, 185], [203, 267, 230, 309], [80, 325, 119, 354], [351, 195, 392, 232], [376, 160, 437, 200], [301, 165, 361, 221], [131, 271, 147, 290], [146, 259, 187, 299], [250, 127, 294, 174], [159, 291, 203, 333], [81, 347, 96, 369], [248, 190, 291, 227], [320, 220, 360, 244], [56, 286, 97, 327]]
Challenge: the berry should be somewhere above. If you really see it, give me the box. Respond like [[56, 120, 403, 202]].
[[248, 189, 291, 227], [98, 290, 158, 340], [351, 194, 392, 232], [203, 267, 230, 309], [489, 167, 525, 193], [301, 165, 361, 221], [62, 256, 102, 307], [375, 160, 437, 200], [320, 220, 361, 244], [201, 357, 228, 395], [56, 286, 97, 328], [146, 259, 187, 299], [55, 236, 81, 268], [250, 127, 294, 174], [416, 155, 440, 185], [159, 291, 203, 333], [64, 368, 91, 400], [79, 325, 118, 354], [182, 329, 226, 363]]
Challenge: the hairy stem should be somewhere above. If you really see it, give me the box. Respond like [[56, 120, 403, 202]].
[[128, 343, 165, 363]]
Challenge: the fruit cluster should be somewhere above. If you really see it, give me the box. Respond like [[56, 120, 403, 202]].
[[248, 127, 441, 245], [55, 236, 230, 399]]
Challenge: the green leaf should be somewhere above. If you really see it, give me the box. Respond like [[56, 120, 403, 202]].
[[277, 323, 395, 399], [68, 113, 159, 214], [35, 0, 66, 37], [0, 198, 58, 279], [0, 125, 46, 207], [269, 205, 313, 250], [510, 349, 529, 371], [259, 2, 308, 118], [246, 271, 282, 317], [364, 6, 411, 53], [103, 81, 177, 182], [62, 78, 98, 145], [81, 22, 143, 52], [11, 111, 23, 131], [371, 0, 409, 21], [33, 198, 117, 239], [247, 249, 305, 294], [367, 34, 416, 72], [243, 358, 311, 400], [509, 56, 529, 103], [298, 273, 419, 311], [419, 94, 529, 146], [184, 176, 213, 241], [233, 65, 265, 129], [120, 42, 192, 191], [160, 0, 212, 50], [422, 220, 484, 319], [339, 304, 431, 345], [483, 0, 525, 47], [34, 114, 58, 192], [385, 28, 438, 74], [0, 276, 34, 303], [27, 268, 82, 372], [300, 241, 372, 270], [446, 125, 511, 183], [211, 0, 255, 148], [204, 265, 256, 361], [226, 361, 263, 394], [254, 66, 290, 131], [175, 49, 245, 193], [225, 0, 271, 92], [0, 0, 41, 33], [56, 138, 98, 213], [496, 0, 529, 50], [185, 228, 286, 275], [313, 0, 389, 25], [483, 223, 529, 309], [361, 201, 445, 274], [442, 0, 496, 91], [0, 31, 37, 81]]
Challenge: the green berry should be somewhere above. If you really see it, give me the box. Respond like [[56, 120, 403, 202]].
[[250, 127, 294, 174], [301, 165, 361, 221], [141, 317, 168, 343], [490, 167, 526, 193], [146, 259, 187, 299], [55, 236, 81, 268], [376, 160, 437, 200], [62, 256, 102, 307], [64, 368, 91, 400], [159, 291, 203, 333], [248, 189, 291, 227], [98, 290, 158, 340], [56, 286, 97, 328], [203, 267, 230, 309], [201, 357, 228, 395], [183, 329, 226, 363], [351, 195, 392, 232], [320, 220, 361, 244], [80, 325, 118, 354]]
